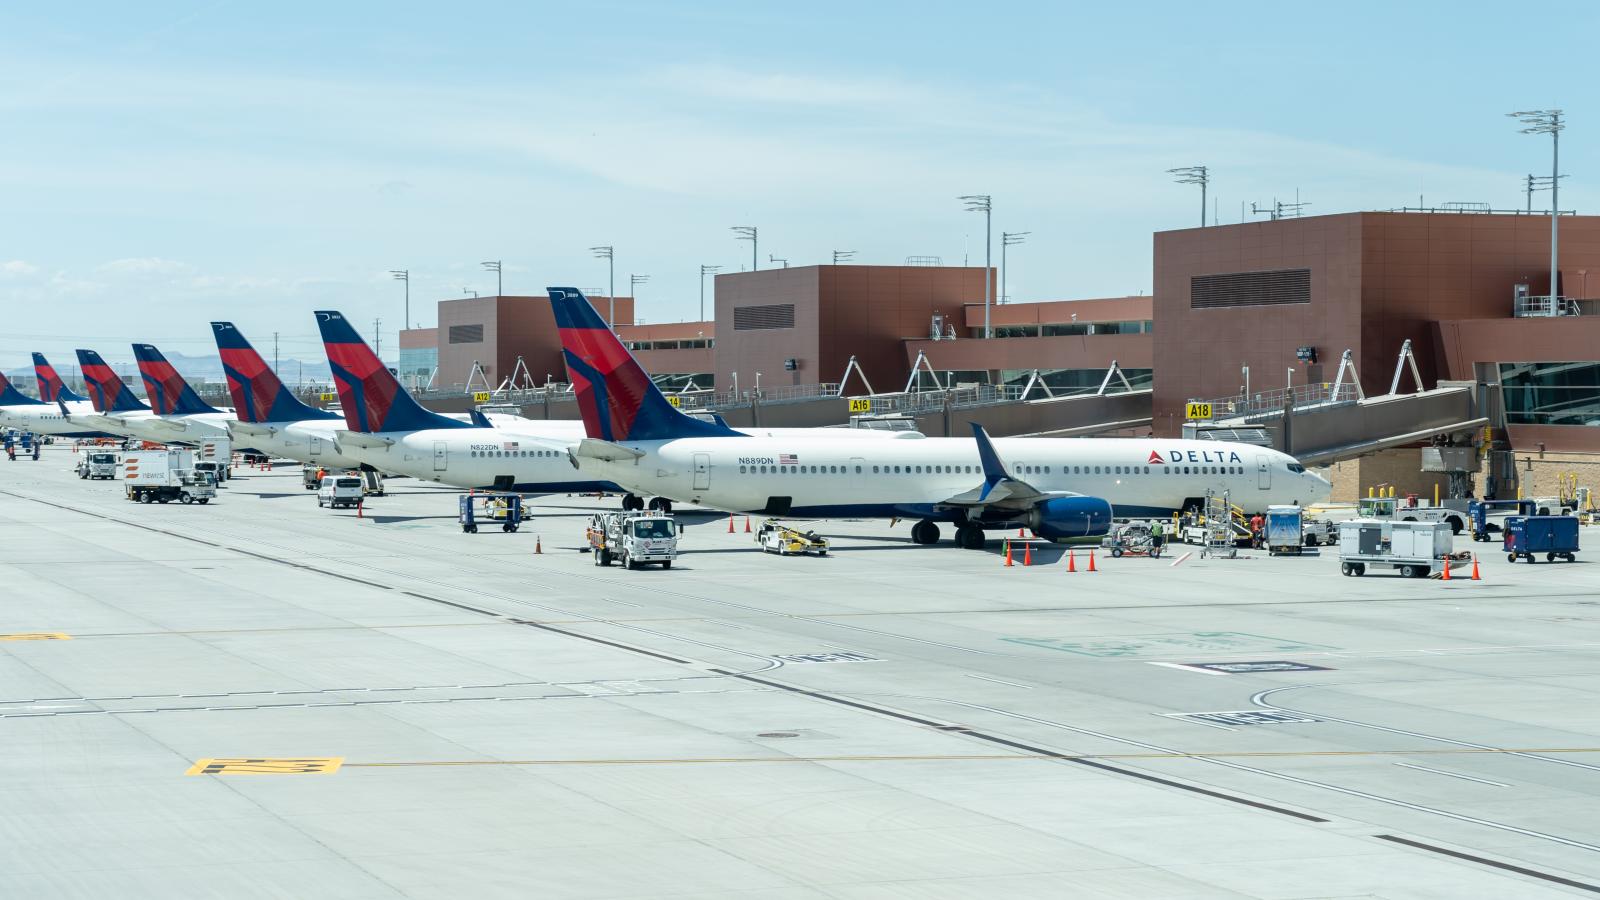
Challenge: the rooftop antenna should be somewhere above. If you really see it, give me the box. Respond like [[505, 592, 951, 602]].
[[1166, 165, 1209, 227]]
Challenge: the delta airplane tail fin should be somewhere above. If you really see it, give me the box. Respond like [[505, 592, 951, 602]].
[[32, 353, 85, 403], [132, 344, 220, 415], [74, 350, 148, 413], [212, 322, 339, 424], [548, 286, 740, 441], [314, 310, 470, 433], [0, 370, 44, 406]]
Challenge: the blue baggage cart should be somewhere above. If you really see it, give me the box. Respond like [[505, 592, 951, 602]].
[[1502, 515, 1579, 563], [458, 492, 523, 534]]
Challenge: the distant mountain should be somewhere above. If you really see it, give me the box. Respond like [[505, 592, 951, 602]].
[[2, 350, 337, 392]]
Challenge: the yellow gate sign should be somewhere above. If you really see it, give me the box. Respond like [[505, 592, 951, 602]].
[[848, 398, 872, 413], [666, 395, 681, 408], [318, 393, 337, 402], [1185, 402, 1213, 421], [472, 392, 491, 403], [187, 757, 344, 776]]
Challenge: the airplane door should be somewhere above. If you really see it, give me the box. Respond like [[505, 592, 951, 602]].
[[309, 436, 323, 458], [693, 452, 710, 491], [434, 441, 448, 472], [1256, 455, 1271, 490]]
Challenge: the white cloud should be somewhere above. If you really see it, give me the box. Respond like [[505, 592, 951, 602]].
[[0, 260, 39, 277], [98, 257, 196, 276]]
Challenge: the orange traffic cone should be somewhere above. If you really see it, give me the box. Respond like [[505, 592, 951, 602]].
[[1087, 549, 1097, 572], [1067, 549, 1077, 572], [1023, 543, 1032, 566], [1004, 541, 1013, 567], [744, 516, 752, 533], [535, 535, 542, 554], [1442, 557, 1451, 580], [727, 514, 735, 533], [1471, 555, 1481, 580]]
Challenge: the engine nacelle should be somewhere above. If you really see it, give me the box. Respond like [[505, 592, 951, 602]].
[[1028, 496, 1113, 540]]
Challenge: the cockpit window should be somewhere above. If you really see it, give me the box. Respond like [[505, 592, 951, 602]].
[[1287, 463, 1305, 473]]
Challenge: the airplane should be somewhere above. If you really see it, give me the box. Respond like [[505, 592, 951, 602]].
[[0, 355, 117, 438], [314, 309, 619, 495], [549, 286, 1331, 548], [211, 321, 367, 470], [130, 343, 237, 442]]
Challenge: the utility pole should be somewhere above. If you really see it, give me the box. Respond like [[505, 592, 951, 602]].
[[589, 246, 615, 326], [389, 269, 409, 328], [959, 195, 992, 338], [373, 318, 382, 361], [1168, 166, 1209, 227], [699, 265, 721, 321], [731, 226, 757, 271], [1509, 109, 1565, 303], [272, 332, 279, 375], [1001, 231, 1029, 304]]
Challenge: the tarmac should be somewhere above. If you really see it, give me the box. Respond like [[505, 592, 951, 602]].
[[2, 443, 1599, 899]]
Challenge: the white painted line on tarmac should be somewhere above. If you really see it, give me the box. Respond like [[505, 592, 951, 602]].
[[1169, 551, 1193, 567], [965, 674, 1033, 689], [1394, 762, 1510, 787], [1145, 662, 1229, 676]]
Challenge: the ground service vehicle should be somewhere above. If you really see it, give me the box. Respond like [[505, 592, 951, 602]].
[[1469, 499, 1536, 542], [1503, 515, 1579, 563], [1357, 496, 1467, 535], [121, 449, 216, 504], [587, 511, 678, 569], [197, 438, 232, 481], [1338, 519, 1452, 577], [756, 520, 831, 556], [317, 476, 364, 509], [1301, 517, 1337, 547], [1264, 505, 1304, 555], [78, 451, 118, 480], [458, 493, 522, 533]]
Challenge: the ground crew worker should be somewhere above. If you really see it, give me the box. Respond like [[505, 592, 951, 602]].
[[316, 466, 327, 483], [1249, 513, 1265, 548], [1150, 519, 1165, 550]]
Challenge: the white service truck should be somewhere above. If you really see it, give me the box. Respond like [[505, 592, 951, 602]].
[[196, 438, 232, 481], [586, 510, 679, 569], [77, 450, 119, 480], [121, 449, 216, 505]]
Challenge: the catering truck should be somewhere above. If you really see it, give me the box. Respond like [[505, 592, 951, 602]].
[[121, 449, 216, 505], [586, 511, 679, 569]]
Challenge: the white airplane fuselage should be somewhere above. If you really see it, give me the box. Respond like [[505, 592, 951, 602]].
[[228, 419, 367, 470], [0, 400, 108, 437], [573, 435, 1330, 521]]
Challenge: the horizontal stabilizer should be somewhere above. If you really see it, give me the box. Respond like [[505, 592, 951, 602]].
[[334, 430, 395, 450], [227, 421, 279, 439], [574, 438, 645, 462]]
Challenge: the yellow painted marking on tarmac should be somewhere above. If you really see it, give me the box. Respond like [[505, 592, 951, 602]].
[[343, 747, 1600, 769], [0, 632, 71, 641], [186, 757, 344, 776]]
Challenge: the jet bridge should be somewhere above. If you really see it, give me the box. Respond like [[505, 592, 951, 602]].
[[1187, 342, 1486, 467]]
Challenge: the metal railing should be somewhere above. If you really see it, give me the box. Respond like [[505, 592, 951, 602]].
[[1193, 382, 1360, 420], [1514, 295, 1583, 318]]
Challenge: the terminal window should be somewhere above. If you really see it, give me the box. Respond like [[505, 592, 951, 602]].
[[1190, 268, 1311, 309], [1500, 361, 1600, 426]]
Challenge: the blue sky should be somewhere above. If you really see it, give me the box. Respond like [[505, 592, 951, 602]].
[[0, 1, 1592, 368]]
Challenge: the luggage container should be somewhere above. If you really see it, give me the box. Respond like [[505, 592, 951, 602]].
[[1264, 505, 1304, 555], [1503, 515, 1579, 563], [1337, 519, 1453, 577]]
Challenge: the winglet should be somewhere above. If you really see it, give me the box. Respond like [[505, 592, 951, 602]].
[[548, 286, 741, 441], [970, 422, 1011, 493], [0, 370, 44, 406], [132, 343, 220, 415], [32, 353, 84, 403]]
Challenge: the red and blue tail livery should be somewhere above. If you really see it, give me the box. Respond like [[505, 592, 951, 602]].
[[132, 343, 220, 416], [315, 310, 470, 433], [0, 370, 43, 406], [211, 323, 340, 424], [74, 349, 148, 413], [32, 353, 85, 403], [548, 287, 739, 442]]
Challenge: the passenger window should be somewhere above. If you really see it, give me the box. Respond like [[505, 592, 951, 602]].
[[739, 465, 747, 474], [854, 466, 861, 473], [873, 465, 880, 473]]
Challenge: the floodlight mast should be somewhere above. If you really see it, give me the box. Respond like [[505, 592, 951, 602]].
[[389, 269, 409, 328], [731, 226, 757, 271], [959, 195, 992, 337], [590, 246, 615, 326], [1001, 232, 1029, 303], [698, 265, 721, 321], [1508, 109, 1565, 304], [1168, 165, 1209, 226]]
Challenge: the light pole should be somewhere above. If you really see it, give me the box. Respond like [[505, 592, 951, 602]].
[[389, 269, 409, 328], [832, 250, 856, 264], [630, 274, 650, 319], [731, 226, 757, 271], [1508, 109, 1565, 304], [1001, 231, 1029, 304], [699, 265, 721, 321], [1167, 166, 1209, 227], [959, 195, 992, 338], [590, 246, 615, 325], [481, 260, 502, 297]]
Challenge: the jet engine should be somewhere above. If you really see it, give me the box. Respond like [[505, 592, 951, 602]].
[[1027, 496, 1113, 539]]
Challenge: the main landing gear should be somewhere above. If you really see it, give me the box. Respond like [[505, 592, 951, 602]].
[[910, 519, 940, 545], [955, 522, 987, 550], [621, 493, 673, 514]]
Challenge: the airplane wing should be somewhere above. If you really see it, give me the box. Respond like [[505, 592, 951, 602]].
[[937, 423, 1077, 513]]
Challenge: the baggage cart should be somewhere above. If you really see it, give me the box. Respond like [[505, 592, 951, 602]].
[[459, 492, 523, 533], [1503, 515, 1579, 563]]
